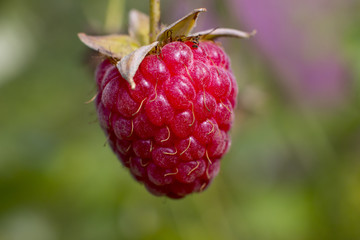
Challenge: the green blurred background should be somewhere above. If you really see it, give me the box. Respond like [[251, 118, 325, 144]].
[[1, 0, 360, 239]]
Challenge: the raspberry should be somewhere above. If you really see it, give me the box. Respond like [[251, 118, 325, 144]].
[[95, 40, 236, 198], [79, 7, 255, 198]]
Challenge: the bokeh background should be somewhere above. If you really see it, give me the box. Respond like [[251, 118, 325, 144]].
[[1, 0, 360, 239]]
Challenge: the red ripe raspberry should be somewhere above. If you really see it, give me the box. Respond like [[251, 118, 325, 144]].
[[95, 40, 235, 198]]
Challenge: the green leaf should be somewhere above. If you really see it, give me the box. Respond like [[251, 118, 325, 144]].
[[78, 33, 139, 59], [156, 8, 207, 43], [128, 9, 150, 45]]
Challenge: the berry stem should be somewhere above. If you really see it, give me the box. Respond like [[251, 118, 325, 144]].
[[149, 0, 160, 42]]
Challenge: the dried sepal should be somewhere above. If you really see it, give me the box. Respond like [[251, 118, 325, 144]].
[[79, 7, 254, 90], [191, 28, 257, 40], [156, 8, 207, 43], [129, 9, 150, 45], [78, 33, 139, 59], [116, 41, 159, 89]]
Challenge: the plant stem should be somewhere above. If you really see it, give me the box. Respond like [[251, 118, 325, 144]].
[[149, 0, 160, 42]]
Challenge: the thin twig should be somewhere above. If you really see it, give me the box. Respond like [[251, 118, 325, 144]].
[[149, 0, 160, 42]]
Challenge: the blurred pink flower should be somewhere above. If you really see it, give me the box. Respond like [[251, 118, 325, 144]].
[[227, 0, 350, 108]]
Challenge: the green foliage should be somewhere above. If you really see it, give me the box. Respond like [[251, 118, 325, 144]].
[[0, 0, 360, 239]]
